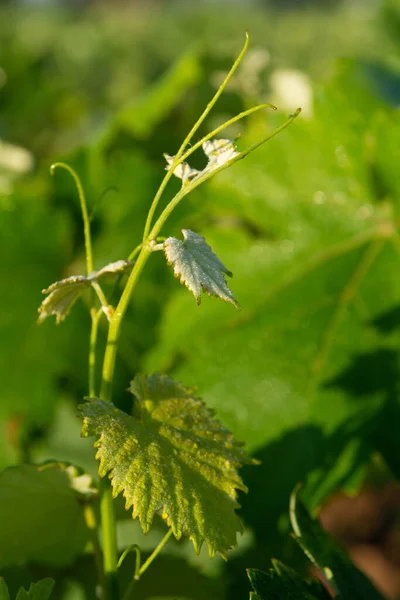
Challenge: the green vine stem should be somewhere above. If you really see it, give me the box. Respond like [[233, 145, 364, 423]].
[[148, 108, 301, 241], [142, 32, 250, 242], [117, 544, 141, 573], [96, 36, 300, 600], [89, 308, 102, 397], [121, 529, 173, 600], [50, 162, 93, 275], [84, 503, 106, 593]]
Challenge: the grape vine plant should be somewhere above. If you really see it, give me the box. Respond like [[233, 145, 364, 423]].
[[35, 34, 300, 600]]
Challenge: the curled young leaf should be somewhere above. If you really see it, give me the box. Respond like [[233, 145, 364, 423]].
[[164, 153, 200, 183], [202, 138, 240, 172], [163, 229, 240, 308], [79, 373, 255, 558], [38, 259, 134, 324]]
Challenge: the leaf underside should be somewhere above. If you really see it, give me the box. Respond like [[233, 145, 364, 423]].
[[79, 373, 254, 557], [38, 259, 134, 324], [163, 229, 240, 308]]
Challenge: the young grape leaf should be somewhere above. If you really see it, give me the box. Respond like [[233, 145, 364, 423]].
[[165, 138, 239, 185], [79, 373, 254, 557], [163, 229, 240, 308], [202, 139, 240, 172], [290, 488, 385, 600], [247, 561, 330, 600], [164, 154, 200, 183], [15, 579, 54, 600], [38, 259, 134, 324], [0, 462, 97, 568]]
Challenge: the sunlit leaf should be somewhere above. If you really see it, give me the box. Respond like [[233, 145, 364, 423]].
[[38, 276, 89, 325], [79, 373, 254, 557], [202, 139, 239, 172], [164, 154, 200, 183], [94, 259, 134, 279], [38, 259, 134, 324], [163, 229, 240, 308]]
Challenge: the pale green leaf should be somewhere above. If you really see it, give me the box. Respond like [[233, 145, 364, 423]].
[[0, 463, 96, 568], [38, 259, 134, 324], [79, 373, 254, 557], [163, 230, 240, 308], [15, 579, 54, 600], [38, 275, 89, 324], [94, 259, 134, 279]]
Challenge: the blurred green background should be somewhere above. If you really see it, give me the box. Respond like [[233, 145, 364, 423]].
[[2, 0, 400, 598]]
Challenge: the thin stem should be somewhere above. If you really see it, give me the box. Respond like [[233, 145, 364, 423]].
[[50, 162, 94, 275], [117, 544, 141, 574], [127, 243, 143, 262], [92, 281, 112, 314], [142, 32, 250, 242], [84, 503, 106, 593], [89, 308, 102, 397], [138, 528, 173, 577], [121, 529, 173, 600], [180, 103, 276, 163], [100, 245, 152, 402], [98, 246, 153, 599], [100, 478, 119, 600], [148, 109, 301, 241]]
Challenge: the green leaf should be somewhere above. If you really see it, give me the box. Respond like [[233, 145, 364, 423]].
[[0, 580, 10, 600], [247, 562, 330, 600], [290, 488, 385, 600], [163, 230, 240, 308], [38, 275, 89, 325], [113, 50, 202, 139], [0, 463, 97, 568], [38, 259, 134, 324], [79, 373, 254, 557], [15, 579, 54, 600]]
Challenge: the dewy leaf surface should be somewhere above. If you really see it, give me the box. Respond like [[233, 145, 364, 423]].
[[163, 229, 240, 308], [0, 463, 96, 568], [79, 373, 254, 557]]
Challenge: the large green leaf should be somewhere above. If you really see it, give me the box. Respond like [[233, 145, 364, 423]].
[[0, 191, 80, 458], [79, 373, 255, 557], [143, 81, 400, 572], [0, 463, 96, 568]]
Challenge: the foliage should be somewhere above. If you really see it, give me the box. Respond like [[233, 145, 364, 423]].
[[247, 488, 385, 599], [1, 0, 400, 598], [0, 579, 54, 600]]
